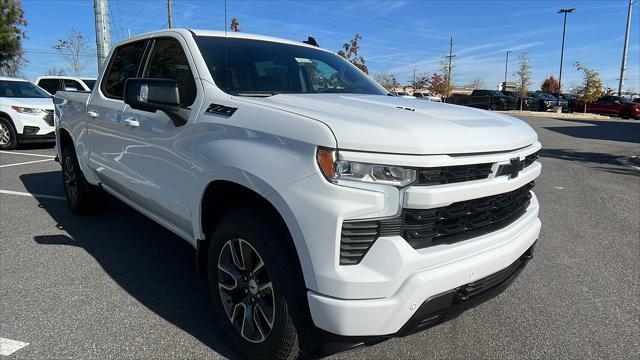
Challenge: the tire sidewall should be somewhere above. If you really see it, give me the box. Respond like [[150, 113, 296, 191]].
[[0, 117, 18, 150], [207, 210, 308, 359]]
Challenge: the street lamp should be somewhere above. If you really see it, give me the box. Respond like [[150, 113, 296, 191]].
[[557, 8, 575, 106], [504, 50, 512, 91]]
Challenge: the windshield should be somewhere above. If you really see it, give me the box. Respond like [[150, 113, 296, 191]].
[[0, 80, 50, 98], [488, 90, 504, 96], [195, 37, 387, 96], [82, 79, 96, 90]]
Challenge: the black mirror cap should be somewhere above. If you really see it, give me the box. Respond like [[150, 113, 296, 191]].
[[124, 78, 181, 113]]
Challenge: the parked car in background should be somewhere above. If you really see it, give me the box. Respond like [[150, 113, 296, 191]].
[[54, 29, 542, 360], [529, 92, 556, 112], [447, 90, 514, 110], [395, 91, 416, 99], [501, 90, 535, 111], [414, 92, 442, 102], [35, 76, 97, 94], [572, 95, 640, 119], [0, 77, 55, 149], [540, 92, 569, 112], [561, 93, 579, 112]]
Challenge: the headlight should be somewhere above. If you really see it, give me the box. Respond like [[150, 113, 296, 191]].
[[317, 147, 416, 187], [11, 106, 45, 114]]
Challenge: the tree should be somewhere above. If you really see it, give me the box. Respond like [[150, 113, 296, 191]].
[[573, 61, 603, 113], [410, 72, 430, 91], [337, 34, 368, 74], [541, 76, 560, 93], [0, 0, 28, 76], [514, 51, 532, 110], [230, 17, 240, 32], [46, 66, 66, 76], [427, 73, 446, 97], [469, 78, 485, 90], [52, 28, 93, 76], [373, 69, 399, 91]]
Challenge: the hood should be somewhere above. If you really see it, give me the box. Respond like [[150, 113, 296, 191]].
[[243, 94, 538, 155], [2, 97, 54, 110]]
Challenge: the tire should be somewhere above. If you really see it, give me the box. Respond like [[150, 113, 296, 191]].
[[0, 117, 18, 150], [619, 109, 631, 119], [208, 209, 318, 360], [489, 103, 498, 111], [61, 145, 102, 214]]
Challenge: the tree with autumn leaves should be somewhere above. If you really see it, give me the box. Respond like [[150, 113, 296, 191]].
[[338, 34, 368, 74], [540, 76, 560, 93]]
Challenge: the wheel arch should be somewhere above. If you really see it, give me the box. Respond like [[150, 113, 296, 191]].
[[196, 179, 315, 290]]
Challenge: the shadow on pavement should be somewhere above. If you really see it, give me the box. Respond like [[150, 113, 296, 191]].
[[540, 148, 639, 177], [21, 171, 239, 359], [543, 118, 640, 144]]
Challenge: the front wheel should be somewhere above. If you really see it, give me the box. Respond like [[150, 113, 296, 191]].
[[0, 117, 17, 150], [208, 209, 318, 359], [619, 109, 631, 119]]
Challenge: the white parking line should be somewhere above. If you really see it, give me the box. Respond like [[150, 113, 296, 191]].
[[0, 337, 29, 356], [0, 159, 53, 168], [0, 150, 56, 158], [0, 190, 66, 201]]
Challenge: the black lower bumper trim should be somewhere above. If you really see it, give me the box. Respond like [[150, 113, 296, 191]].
[[17, 131, 55, 143], [319, 241, 536, 355]]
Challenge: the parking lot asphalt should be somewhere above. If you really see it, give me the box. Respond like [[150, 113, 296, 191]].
[[1, 116, 638, 359]]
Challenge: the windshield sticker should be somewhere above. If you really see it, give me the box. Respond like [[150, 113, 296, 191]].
[[295, 57, 313, 63]]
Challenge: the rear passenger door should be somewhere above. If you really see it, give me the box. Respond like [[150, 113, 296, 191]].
[[117, 36, 202, 236], [86, 39, 148, 197]]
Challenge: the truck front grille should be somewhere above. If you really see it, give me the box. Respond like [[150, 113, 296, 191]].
[[414, 151, 538, 185], [339, 182, 534, 265]]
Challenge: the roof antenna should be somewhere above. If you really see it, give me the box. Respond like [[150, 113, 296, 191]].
[[303, 36, 319, 47]]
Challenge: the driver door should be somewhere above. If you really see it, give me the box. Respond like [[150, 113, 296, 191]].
[[117, 36, 202, 236]]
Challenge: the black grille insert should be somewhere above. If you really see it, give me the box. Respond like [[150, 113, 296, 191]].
[[415, 163, 493, 185], [340, 182, 535, 264], [43, 110, 54, 126]]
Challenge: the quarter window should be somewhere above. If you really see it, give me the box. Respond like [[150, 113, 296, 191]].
[[102, 40, 147, 99], [143, 38, 197, 107]]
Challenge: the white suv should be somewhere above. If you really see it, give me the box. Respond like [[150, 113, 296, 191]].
[[55, 29, 541, 359], [0, 77, 55, 149]]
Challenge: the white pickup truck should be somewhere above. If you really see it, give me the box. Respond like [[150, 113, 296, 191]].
[[55, 29, 542, 359]]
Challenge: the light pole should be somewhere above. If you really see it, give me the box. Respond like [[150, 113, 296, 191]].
[[557, 8, 575, 106], [618, 0, 634, 96], [504, 50, 512, 91]]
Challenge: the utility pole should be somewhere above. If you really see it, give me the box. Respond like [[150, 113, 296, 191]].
[[93, 0, 111, 73], [504, 50, 512, 91], [445, 36, 455, 97], [557, 8, 575, 106], [167, 0, 173, 28], [618, 0, 634, 96]]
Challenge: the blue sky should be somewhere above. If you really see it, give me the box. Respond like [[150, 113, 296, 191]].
[[19, 0, 640, 92]]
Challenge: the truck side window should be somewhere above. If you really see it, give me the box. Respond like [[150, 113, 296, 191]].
[[103, 40, 147, 100], [144, 38, 197, 107], [38, 79, 61, 94]]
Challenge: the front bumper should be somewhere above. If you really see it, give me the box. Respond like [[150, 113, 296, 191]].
[[307, 198, 540, 336]]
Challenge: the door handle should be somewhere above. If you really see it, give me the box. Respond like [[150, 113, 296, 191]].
[[123, 117, 140, 128], [87, 110, 99, 118]]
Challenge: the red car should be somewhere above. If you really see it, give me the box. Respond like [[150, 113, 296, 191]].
[[573, 96, 640, 119]]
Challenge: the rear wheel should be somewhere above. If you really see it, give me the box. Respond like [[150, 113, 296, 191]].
[[619, 109, 631, 119], [208, 209, 318, 360], [61, 145, 102, 214], [0, 117, 17, 150]]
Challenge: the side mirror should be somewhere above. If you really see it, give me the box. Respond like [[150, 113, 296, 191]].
[[124, 78, 180, 113]]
